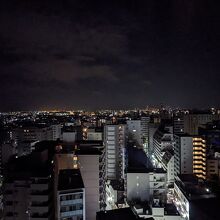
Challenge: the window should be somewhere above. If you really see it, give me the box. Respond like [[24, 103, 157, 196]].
[[60, 195, 66, 201], [60, 206, 67, 212]]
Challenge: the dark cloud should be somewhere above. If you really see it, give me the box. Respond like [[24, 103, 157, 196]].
[[0, 0, 220, 110]]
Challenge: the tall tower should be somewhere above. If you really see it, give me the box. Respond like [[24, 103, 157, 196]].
[[141, 116, 150, 154], [104, 124, 126, 181], [193, 136, 207, 180]]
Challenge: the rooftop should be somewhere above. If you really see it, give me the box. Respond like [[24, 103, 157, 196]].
[[127, 167, 166, 174], [58, 169, 84, 191], [5, 154, 51, 181], [96, 207, 142, 220], [190, 198, 220, 220], [175, 174, 215, 201], [75, 140, 104, 155]]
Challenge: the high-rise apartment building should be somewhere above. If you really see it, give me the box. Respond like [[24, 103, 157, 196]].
[[173, 115, 184, 135], [127, 120, 142, 147], [75, 141, 106, 220], [184, 114, 220, 135], [126, 117, 150, 154], [3, 147, 54, 220], [104, 124, 126, 180], [192, 136, 207, 180], [153, 127, 175, 182], [148, 122, 160, 155], [174, 135, 193, 177], [11, 125, 54, 144], [174, 113, 220, 136], [153, 128, 173, 165], [51, 124, 62, 141], [141, 116, 150, 154]]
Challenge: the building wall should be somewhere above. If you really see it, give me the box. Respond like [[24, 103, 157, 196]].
[[4, 177, 52, 220], [77, 155, 100, 220], [87, 132, 102, 141], [141, 117, 150, 154], [153, 130, 173, 165], [127, 173, 150, 202], [62, 132, 76, 142], [51, 124, 62, 141], [127, 120, 142, 147], [149, 123, 159, 155], [167, 156, 175, 183], [193, 137, 207, 180], [173, 115, 184, 135], [54, 153, 76, 172], [126, 172, 166, 202], [184, 114, 220, 135], [57, 189, 85, 220], [11, 127, 53, 143], [206, 159, 219, 179], [174, 135, 193, 177], [104, 124, 126, 180]]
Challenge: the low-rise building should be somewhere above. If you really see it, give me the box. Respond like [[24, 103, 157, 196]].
[[174, 174, 216, 220], [133, 200, 181, 220], [126, 168, 166, 202]]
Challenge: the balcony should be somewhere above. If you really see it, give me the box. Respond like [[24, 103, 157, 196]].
[[154, 177, 166, 182], [61, 199, 83, 206], [30, 206, 49, 214], [31, 184, 48, 191], [31, 194, 48, 202], [60, 210, 83, 218], [30, 212, 50, 220]]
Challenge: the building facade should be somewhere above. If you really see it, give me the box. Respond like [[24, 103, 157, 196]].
[[192, 136, 207, 180], [104, 124, 126, 180], [174, 135, 193, 177]]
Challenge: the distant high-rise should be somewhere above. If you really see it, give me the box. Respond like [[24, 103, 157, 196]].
[[153, 127, 174, 182], [127, 120, 142, 147], [184, 114, 220, 135], [11, 126, 54, 144], [126, 117, 150, 153], [192, 136, 207, 180], [141, 116, 150, 154], [148, 122, 159, 155], [173, 115, 184, 135]]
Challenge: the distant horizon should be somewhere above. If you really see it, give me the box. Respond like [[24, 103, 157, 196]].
[[1, 105, 219, 113]]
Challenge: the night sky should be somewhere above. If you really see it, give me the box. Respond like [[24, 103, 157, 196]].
[[1, 0, 220, 111]]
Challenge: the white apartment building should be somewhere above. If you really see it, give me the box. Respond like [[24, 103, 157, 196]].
[[126, 169, 167, 202], [174, 135, 193, 177], [104, 124, 126, 180], [51, 124, 62, 141], [153, 128, 174, 165], [87, 128, 103, 141], [127, 120, 142, 147]]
